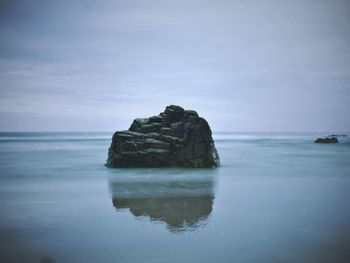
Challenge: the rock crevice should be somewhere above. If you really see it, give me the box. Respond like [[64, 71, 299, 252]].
[[106, 105, 220, 168]]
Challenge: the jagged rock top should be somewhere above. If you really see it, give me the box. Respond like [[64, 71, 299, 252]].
[[106, 105, 220, 168]]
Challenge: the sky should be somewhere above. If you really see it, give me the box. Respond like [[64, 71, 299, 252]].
[[0, 0, 349, 132]]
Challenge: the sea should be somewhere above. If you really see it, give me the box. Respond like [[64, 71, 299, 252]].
[[0, 132, 350, 263]]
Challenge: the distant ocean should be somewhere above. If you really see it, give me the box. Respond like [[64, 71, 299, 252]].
[[1, 132, 350, 263]]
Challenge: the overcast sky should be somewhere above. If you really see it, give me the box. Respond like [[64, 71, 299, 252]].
[[0, 0, 349, 132]]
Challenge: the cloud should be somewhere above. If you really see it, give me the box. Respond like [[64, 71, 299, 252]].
[[0, 0, 349, 131]]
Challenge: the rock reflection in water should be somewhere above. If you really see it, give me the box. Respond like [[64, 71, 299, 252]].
[[108, 169, 216, 232]]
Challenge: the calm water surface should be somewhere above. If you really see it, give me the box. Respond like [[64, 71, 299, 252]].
[[0, 132, 350, 263]]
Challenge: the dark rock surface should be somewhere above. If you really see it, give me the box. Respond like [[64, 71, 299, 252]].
[[106, 105, 220, 167], [315, 137, 339, 143]]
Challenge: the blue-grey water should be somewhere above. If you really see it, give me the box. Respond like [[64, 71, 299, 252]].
[[0, 132, 350, 263]]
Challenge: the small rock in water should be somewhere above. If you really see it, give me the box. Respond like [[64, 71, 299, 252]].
[[106, 105, 220, 168], [314, 137, 339, 143]]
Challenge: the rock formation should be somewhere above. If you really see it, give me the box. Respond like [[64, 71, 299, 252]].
[[315, 137, 339, 143], [106, 105, 220, 168]]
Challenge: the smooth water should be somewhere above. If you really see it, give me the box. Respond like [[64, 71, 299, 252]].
[[0, 132, 350, 263]]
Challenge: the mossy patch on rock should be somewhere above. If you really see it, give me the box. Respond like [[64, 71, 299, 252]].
[[315, 137, 339, 143]]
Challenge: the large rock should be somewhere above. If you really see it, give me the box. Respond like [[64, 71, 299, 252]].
[[106, 105, 220, 168], [315, 137, 339, 143]]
